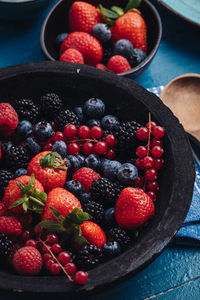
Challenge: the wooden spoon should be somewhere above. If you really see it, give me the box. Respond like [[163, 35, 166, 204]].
[[160, 73, 200, 141]]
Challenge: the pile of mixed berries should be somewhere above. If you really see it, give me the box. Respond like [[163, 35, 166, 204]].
[[0, 93, 164, 285], [56, 0, 147, 74]]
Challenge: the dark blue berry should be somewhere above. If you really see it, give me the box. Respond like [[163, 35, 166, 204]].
[[56, 33, 68, 48], [103, 241, 121, 257], [117, 163, 138, 185], [114, 39, 134, 58], [85, 154, 100, 171], [67, 155, 81, 171], [101, 115, 120, 131], [129, 48, 147, 67], [92, 23, 111, 43], [83, 98, 105, 118], [87, 119, 101, 128], [79, 193, 91, 204], [76, 154, 85, 167], [104, 208, 115, 226], [33, 121, 54, 142], [26, 137, 41, 155], [101, 159, 121, 181], [73, 106, 84, 122], [65, 157, 71, 172], [15, 120, 32, 139], [64, 180, 82, 196], [52, 141, 67, 158], [14, 168, 27, 178]]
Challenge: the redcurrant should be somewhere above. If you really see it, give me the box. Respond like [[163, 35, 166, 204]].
[[43, 253, 52, 262], [147, 191, 157, 201], [151, 138, 163, 148], [50, 263, 61, 275], [78, 125, 90, 139], [64, 262, 77, 275], [43, 142, 52, 151], [51, 243, 62, 254], [136, 127, 148, 140], [46, 234, 58, 246], [90, 126, 103, 139], [63, 124, 77, 139], [135, 158, 144, 170], [94, 141, 107, 155], [154, 158, 164, 169], [104, 134, 117, 147], [105, 149, 115, 159], [143, 156, 154, 168], [51, 131, 65, 142], [81, 142, 94, 155], [151, 146, 163, 158], [152, 126, 165, 139], [25, 239, 37, 248], [67, 142, 80, 155], [133, 176, 144, 188], [145, 121, 157, 130], [147, 180, 159, 191], [136, 146, 147, 158], [145, 168, 158, 181], [74, 271, 88, 284], [57, 251, 71, 265]]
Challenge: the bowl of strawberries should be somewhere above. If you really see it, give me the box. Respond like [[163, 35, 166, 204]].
[[0, 61, 194, 293], [40, 0, 162, 76]]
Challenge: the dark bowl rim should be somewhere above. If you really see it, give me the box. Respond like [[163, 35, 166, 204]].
[[0, 61, 195, 293], [40, 0, 162, 76]]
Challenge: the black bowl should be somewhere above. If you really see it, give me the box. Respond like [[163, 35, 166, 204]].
[[40, 0, 162, 77], [0, 61, 194, 293]]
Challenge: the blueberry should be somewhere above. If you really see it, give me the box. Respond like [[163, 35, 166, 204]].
[[26, 137, 41, 155], [67, 155, 81, 171], [92, 23, 111, 43], [83, 98, 105, 118], [104, 208, 115, 226], [102, 159, 121, 181], [76, 154, 85, 167], [103, 241, 121, 257], [87, 119, 101, 128], [15, 120, 32, 139], [114, 39, 134, 59], [33, 121, 54, 142], [1, 140, 13, 154], [52, 141, 67, 158], [55, 32, 68, 48], [14, 168, 27, 178], [79, 193, 91, 204], [117, 163, 138, 185], [64, 180, 82, 196], [74, 106, 84, 122], [85, 154, 100, 171], [129, 48, 147, 67], [101, 115, 120, 131], [65, 157, 72, 172]]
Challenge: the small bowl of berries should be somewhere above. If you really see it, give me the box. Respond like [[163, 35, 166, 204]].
[[40, 0, 162, 76], [0, 62, 194, 293]]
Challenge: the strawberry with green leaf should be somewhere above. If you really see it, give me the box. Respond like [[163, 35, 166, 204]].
[[3, 174, 46, 214]]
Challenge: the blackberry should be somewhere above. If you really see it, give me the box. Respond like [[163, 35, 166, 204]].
[[6, 145, 31, 171], [40, 93, 63, 119], [108, 226, 131, 248], [0, 233, 13, 259], [0, 169, 14, 197], [82, 200, 104, 224], [76, 244, 102, 270], [114, 121, 141, 155], [14, 98, 40, 123], [102, 45, 113, 65], [90, 177, 117, 206], [113, 181, 125, 199], [55, 109, 80, 130]]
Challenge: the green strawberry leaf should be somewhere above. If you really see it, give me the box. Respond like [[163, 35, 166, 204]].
[[77, 212, 90, 221], [49, 207, 64, 222], [101, 15, 116, 26], [39, 192, 47, 202], [9, 197, 26, 209], [125, 0, 141, 12], [16, 180, 25, 190], [65, 208, 90, 225], [40, 152, 67, 170], [73, 229, 88, 248], [111, 6, 124, 16], [98, 5, 119, 19], [38, 220, 64, 232], [22, 201, 29, 212], [72, 207, 81, 214]]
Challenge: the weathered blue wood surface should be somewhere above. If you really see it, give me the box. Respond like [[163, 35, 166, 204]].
[[0, 1, 200, 299]]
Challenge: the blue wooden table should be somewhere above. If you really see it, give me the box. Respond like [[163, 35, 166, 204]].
[[1, 1, 200, 299]]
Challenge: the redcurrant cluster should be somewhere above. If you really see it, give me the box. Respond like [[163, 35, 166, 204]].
[[134, 119, 165, 202]]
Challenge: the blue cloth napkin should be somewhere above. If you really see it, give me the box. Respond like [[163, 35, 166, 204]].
[[148, 86, 200, 246]]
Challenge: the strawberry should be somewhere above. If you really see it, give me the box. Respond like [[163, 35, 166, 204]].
[[3, 174, 45, 214], [27, 151, 67, 192], [81, 221, 106, 248], [96, 63, 107, 70], [115, 188, 155, 229], [60, 48, 84, 64], [42, 187, 81, 221], [107, 55, 131, 74], [69, 1, 102, 33], [13, 246, 43, 275], [60, 32, 103, 66], [0, 103, 18, 137], [0, 202, 8, 217], [72, 167, 100, 192], [0, 143, 2, 160], [0, 216, 22, 236]]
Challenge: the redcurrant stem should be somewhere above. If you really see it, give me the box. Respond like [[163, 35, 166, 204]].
[[144, 112, 152, 192], [65, 138, 98, 144], [39, 238, 73, 282]]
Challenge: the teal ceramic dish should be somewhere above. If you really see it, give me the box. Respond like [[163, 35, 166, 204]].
[[0, 0, 52, 21], [157, 0, 200, 26]]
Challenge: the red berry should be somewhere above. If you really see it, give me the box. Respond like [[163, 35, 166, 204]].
[[45, 259, 55, 270], [74, 271, 88, 285], [46, 234, 58, 246], [136, 127, 148, 140], [145, 168, 158, 181], [78, 125, 90, 139], [50, 121, 56, 131], [147, 191, 157, 201], [152, 126, 165, 139], [104, 134, 117, 147], [143, 156, 154, 168], [34, 225, 43, 237], [51, 131, 65, 142], [43, 253, 52, 262], [136, 146, 147, 158], [90, 126, 103, 139], [64, 262, 77, 275], [147, 181, 159, 191], [145, 121, 157, 130], [151, 146, 163, 158], [105, 148, 115, 159], [50, 263, 61, 275], [51, 243, 62, 254], [135, 158, 144, 170], [20, 229, 32, 242], [63, 124, 77, 139], [133, 176, 143, 188], [94, 141, 107, 155], [68, 142, 80, 155], [151, 138, 163, 148], [81, 142, 94, 155], [43, 142, 52, 151], [57, 251, 71, 265], [25, 239, 37, 248], [154, 158, 164, 169], [41, 246, 49, 253]]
